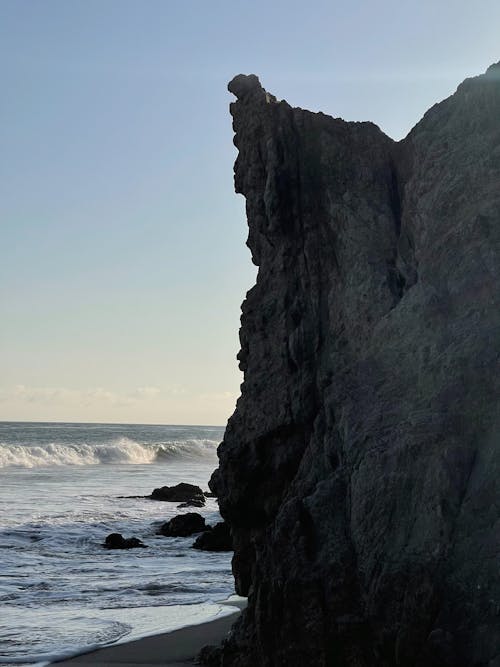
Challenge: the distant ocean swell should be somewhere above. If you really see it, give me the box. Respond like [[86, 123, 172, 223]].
[[0, 437, 220, 469]]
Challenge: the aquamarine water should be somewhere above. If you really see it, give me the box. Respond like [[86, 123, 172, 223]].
[[0, 422, 234, 665]]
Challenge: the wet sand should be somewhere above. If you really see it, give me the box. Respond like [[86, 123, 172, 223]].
[[53, 601, 244, 667]]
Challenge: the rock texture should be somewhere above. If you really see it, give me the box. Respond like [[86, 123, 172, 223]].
[[149, 483, 205, 505], [209, 63, 500, 666], [192, 521, 233, 552], [157, 512, 207, 537]]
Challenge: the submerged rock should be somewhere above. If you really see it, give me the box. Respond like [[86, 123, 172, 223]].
[[192, 522, 232, 552], [103, 533, 147, 549], [208, 64, 500, 666], [157, 512, 207, 537], [149, 482, 205, 505], [177, 499, 205, 508]]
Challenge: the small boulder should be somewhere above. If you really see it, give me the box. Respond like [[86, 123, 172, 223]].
[[192, 522, 232, 552], [203, 491, 217, 498], [157, 513, 207, 537], [104, 533, 147, 549], [150, 483, 205, 505]]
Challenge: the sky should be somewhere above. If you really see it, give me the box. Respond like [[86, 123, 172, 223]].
[[1, 1, 499, 425]]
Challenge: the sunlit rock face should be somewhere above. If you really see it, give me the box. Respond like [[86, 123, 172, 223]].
[[210, 63, 500, 667]]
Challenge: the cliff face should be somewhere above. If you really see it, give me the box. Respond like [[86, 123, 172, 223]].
[[210, 64, 500, 667]]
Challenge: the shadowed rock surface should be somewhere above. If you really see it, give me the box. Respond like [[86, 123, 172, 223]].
[[208, 63, 500, 666], [150, 483, 205, 504], [157, 512, 207, 537], [192, 522, 233, 552]]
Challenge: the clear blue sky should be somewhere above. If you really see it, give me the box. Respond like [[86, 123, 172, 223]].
[[1, 0, 498, 424]]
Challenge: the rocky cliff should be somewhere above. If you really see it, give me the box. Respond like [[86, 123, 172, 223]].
[[209, 63, 500, 667]]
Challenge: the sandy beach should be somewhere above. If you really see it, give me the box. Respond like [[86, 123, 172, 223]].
[[53, 600, 244, 667]]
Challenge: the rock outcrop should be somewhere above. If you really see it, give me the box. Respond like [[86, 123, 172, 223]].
[[157, 512, 208, 537], [192, 521, 233, 552], [103, 533, 147, 549], [209, 63, 500, 666], [149, 483, 205, 505]]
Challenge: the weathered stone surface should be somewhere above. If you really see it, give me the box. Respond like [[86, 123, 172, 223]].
[[209, 64, 500, 666], [192, 522, 233, 552], [103, 533, 147, 549], [149, 482, 205, 505], [198, 644, 224, 666], [157, 512, 207, 537]]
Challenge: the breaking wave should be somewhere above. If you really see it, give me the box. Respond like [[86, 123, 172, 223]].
[[0, 437, 219, 469]]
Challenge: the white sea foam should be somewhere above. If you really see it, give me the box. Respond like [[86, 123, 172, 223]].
[[0, 604, 237, 666], [0, 437, 218, 469]]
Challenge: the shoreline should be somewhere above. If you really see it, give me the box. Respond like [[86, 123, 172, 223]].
[[51, 599, 245, 667], [0, 422, 235, 667]]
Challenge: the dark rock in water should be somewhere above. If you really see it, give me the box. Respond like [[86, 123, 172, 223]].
[[177, 499, 205, 508], [203, 491, 217, 498], [157, 513, 207, 537], [192, 522, 232, 552], [207, 64, 500, 666], [150, 482, 205, 505], [103, 533, 147, 549]]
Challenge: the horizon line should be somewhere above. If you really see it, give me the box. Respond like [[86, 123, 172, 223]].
[[0, 419, 226, 428]]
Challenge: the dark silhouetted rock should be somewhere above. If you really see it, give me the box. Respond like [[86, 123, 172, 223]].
[[157, 513, 207, 537], [103, 533, 147, 549], [192, 522, 232, 552], [207, 64, 500, 666], [150, 483, 205, 505], [198, 644, 224, 666], [203, 491, 217, 498]]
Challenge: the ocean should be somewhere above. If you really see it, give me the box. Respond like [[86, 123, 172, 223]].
[[0, 421, 235, 666]]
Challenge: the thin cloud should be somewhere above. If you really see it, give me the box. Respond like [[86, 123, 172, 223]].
[[199, 391, 237, 402], [132, 387, 161, 398], [1, 385, 165, 409]]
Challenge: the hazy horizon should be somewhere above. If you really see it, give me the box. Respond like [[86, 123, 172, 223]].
[[0, 417, 225, 427], [2, 0, 499, 424]]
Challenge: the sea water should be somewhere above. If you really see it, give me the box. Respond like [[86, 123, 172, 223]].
[[0, 422, 234, 665]]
